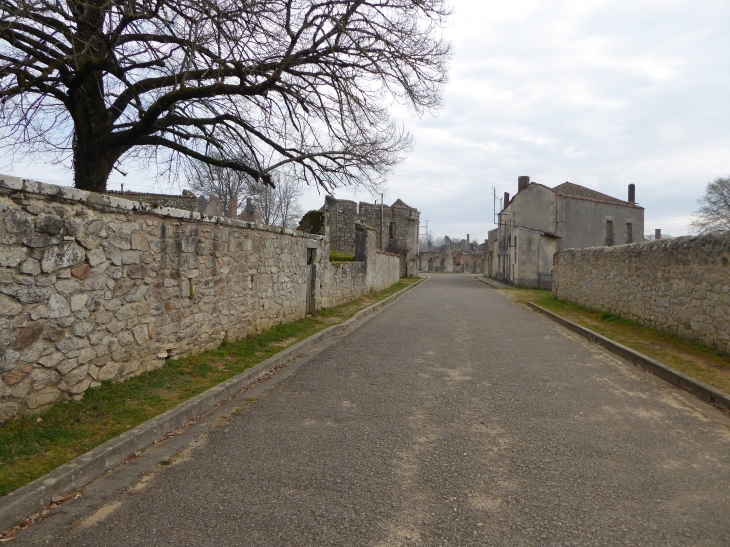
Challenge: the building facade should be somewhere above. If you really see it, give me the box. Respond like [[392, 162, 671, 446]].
[[419, 236, 485, 273], [487, 176, 644, 288], [322, 196, 420, 276]]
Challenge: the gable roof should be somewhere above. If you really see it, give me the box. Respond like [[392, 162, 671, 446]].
[[552, 182, 642, 209], [391, 198, 415, 210]]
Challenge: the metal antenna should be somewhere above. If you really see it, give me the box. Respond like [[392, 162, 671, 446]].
[[492, 187, 497, 225]]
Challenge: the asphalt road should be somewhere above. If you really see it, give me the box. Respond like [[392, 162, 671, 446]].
[[49, 275, 730, 545]]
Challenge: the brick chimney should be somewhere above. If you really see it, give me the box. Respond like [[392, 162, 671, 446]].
[[504, 192, 510, 208], [628, 184, 635, 204], [518, 176, 530, 192], [655, 229, 661, 240], [467, 234, 470, 244], [228, 196, 237, 218]]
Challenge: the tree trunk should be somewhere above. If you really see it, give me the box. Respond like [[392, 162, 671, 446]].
[[72, 141, 119, 193], [68, 0, 117, 193]]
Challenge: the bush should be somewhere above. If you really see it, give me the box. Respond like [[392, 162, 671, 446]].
[[329, 250, 355, 262]]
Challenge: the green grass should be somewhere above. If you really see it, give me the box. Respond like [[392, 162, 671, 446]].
[[0, 277, 421, 498], [500, 286, 730, 396], [329, 250, 355, 262]]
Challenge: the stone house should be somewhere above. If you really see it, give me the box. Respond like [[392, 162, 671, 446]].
[[487, 176, 644, 287], [322, 196, 420, 276]]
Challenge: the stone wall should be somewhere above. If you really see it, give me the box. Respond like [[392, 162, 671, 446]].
[[319, 261, 367, 308], [324, 197, 420, 276], [371, 251, 401, 291], [319, 225, 400, 308], [0, 176, 399, 422], [323, 196, 357, 256], [553, 235, 730, 353]]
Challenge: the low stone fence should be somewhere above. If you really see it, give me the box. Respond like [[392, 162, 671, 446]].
[[0, 176, 399, 422], [318, 230, 400, 309], [553, 235, 730, 353]]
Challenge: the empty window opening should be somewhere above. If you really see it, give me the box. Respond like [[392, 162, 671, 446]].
[[605, 220, 615, 246], [626, 223, 633, 244], [389, 221, 396, 239]]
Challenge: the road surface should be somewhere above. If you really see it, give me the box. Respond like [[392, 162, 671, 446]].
[[20, 275, 730, 545]]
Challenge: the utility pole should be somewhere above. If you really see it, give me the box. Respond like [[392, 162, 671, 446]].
[[380, 193, 384, 250], [492, 186, 497, 225]]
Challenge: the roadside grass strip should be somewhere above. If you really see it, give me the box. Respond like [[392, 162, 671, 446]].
[[501, 288, 730, 397], [0, 278, 420, 498]]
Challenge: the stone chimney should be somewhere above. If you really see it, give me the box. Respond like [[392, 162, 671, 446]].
[[655, 229, 661, 240], [503, 192, 510, 208], [518, 176, 530, 192], [228, 197, 237, 218], [238, 197, 263, 224], [628, 184, 635, 204]]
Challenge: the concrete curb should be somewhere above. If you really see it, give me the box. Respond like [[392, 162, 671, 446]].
[[473, 276, 511, 290], [0, 277, 426, 532], [528, 302, 730, 414]]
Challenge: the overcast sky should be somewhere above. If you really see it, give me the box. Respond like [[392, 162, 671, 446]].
[[3, 0, 729, 242]]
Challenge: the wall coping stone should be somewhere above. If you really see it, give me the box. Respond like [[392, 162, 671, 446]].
[[0, 175, 324, 241]]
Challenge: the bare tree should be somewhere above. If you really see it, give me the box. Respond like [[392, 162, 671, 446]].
[[690, 176, 730, 234], [0, 0, 450, 192], [186, 157, 255, 212], [274, 175, 303, 230]]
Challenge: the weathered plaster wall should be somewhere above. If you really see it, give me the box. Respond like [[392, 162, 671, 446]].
[[560, 199, 643, 250], [0, 177, 398, 422], [553, 235, 730, 353], [507, 184, 557, 234], [514, 228, 557, 287]]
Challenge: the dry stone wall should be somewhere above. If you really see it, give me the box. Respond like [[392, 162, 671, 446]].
[[0, 176, 399, 422], [319, 261, 367, 308], [553, 235, 730, 353]]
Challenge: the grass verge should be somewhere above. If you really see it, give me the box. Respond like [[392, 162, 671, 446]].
[[500, 287, 730, 396], [0, 277, 421, 498]]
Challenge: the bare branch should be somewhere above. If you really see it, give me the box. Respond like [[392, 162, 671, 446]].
[[1, 0, 451, 192], [690, 176, 730, 234]]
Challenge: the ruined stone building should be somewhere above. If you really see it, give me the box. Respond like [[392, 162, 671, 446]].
[[419, 235, 485, 274], [322, 196, 420, 276], [107, 189, 268, 224], [104, 190, 199, 211], [487, 176, 644, 288]]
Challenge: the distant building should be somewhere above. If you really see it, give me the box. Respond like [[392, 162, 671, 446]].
[[487, 177, 644, 288], [238, 197, 263, 223], [419, 235, 485, 273], [103, 189, 198, 211], [322, 196, 420, 276]]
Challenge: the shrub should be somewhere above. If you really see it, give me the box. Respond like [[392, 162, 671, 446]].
[[330, 250, 355, 262]]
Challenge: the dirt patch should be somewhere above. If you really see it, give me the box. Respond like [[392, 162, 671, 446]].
[[270, 337, 298, 347]]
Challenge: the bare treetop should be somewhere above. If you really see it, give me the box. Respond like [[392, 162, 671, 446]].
[[0, 0, 451, 191], [690, 176, 730, 234]]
